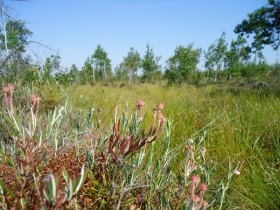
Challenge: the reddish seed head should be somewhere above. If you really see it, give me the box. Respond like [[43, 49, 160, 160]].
[[157, 102, 164, 110], [200, 183, 208, 191], [191, 175, 201, 183], [157, 110, 164, 120], [2, 86, 9, 93], [193, 194, 201, 203], [202, 200, 208, 207], [31, 94, 36, 102], [137, 99, 145, 108], [31, 94, 41, 103], [7, 84, 14, 91], [234, 169, 241, 175]]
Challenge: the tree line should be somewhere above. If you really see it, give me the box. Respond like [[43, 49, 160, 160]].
[[1, 0, 280, 85]]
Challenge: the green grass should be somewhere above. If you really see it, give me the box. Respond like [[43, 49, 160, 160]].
[[64, 83, 280, 207], [1, 82, 279, 209], [69, 83, 279, 208], [51, 83, 278, 208]]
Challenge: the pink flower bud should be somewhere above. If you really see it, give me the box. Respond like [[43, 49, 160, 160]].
[[202, 200, 208, 207], [157, 102, 164, 110], [136, 99, 145, 108], [193, 194, 200, 203], [7, 84, 14, 91], [200, 183, 208, 191], [191, 175, 201, 183], [234, 170, 241, 175], [157, 111, 164, 120], [31, 94, 41, 103], [2, 86, 9, 93]]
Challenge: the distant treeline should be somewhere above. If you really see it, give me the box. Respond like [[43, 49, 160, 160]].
[[1, 0, 280, 85]]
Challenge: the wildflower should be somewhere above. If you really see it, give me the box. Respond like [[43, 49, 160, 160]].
[[200, 183, 208, 191], [190, 175, 200, 198], [2, 84, 15, 114], [202, 200, 208, 207], [157, 102, 164, 110], [31, 94, 41, 118], [234, 169, 241, 175], [2, 86, 9, 106], [137, 99, 145, 120], [157, 110, 165, 121], [7, 84, 14, 91], [2, 86, 10, 93], [191, 175, 201, 183], [193, 194, 201, 203], [136, 99, 145, 108], [31, 94, 41, 105]]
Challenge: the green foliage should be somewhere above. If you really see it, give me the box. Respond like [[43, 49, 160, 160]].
[[239, 62, 270, 78], [0, 17, 33, 80], [43, 55, 61, 83], [222, 35, 252, 79], [22, 64, 41, 84], [81, 58, 95, 84], [225, 35, 251, 77], [0, 19, 32, 53], [0, 83, 279, 209], [165, 43, 201, 84], [204, 32, 228, 81], [116, 47, 141, 83], [91, 44, 112, 81], [42, 165, 88, 208], [235, 0, 280, 50], [68, 64, 80, 83], [141, 43, 162, 82]]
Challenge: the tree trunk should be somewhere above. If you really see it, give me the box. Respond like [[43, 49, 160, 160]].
[[1, 3, 9, 56]]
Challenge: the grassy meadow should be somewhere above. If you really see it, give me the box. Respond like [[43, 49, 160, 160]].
[[0, 81, 279, 209]]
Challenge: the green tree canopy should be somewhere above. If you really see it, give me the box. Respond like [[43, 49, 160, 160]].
[[1, 1, 33, 77], [204, 32, 228, 81], [43, 55, 60, 83], [225, 35, 251, 68], [141, 44, 161, 82], [119, 47, 141, 83], [81, 58, 95, 84], [68, 64, 79, 83], [234, 0, 280, 50], [0, 19, 32, 52], [224, 35, 251, 78], [165, 43, 201, 84], [91, 44, 112, 81]]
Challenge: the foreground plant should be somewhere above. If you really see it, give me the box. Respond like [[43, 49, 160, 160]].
[[38, 164, 88, 209], [189, 175, 208, 210], [0, 84, 88, 209], [219, 157, 244, 210], [0, 84, 245, 209], [82, 100, 168, 209], [2, 84, 15, 115]]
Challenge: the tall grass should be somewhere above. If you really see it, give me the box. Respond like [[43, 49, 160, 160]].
[[65, 83, 280, 209], [0, 82, 279, 209]]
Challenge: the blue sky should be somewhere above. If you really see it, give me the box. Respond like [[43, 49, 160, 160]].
[[7, 0, 279, 70]]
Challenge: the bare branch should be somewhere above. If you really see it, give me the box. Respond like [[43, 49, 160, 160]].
[[0, 50, 17, 70], [28, 40, 57, 52]]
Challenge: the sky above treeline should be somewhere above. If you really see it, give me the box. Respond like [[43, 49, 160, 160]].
[[6, 0, 279, 70]]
